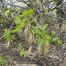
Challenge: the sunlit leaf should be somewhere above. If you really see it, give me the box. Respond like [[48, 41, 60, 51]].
[[5, 10, 10, 16], [53, 37, 63, 46], [12, 18, 27, 32], [22, 9, 34, 17]]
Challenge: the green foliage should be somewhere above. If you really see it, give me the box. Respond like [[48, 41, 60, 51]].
[[32, 24, 52, 45], [14, 15, 22, 25], [53, 37, 63, 46], [12, 9, 34, 33], [12, 18, 27, 32], [51, 31, 56, 36], [22, 9, 34, 17], [32, 24, 63, 46], [19, 49, 27, 57], [17, 44, 27, 57], [2, 29, 14, 42], [0, 56, 5, 66], [0, 0, 64, 58], [0, 9, 34, 43]]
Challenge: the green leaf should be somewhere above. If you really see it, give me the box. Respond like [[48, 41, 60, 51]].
[[44, 39, 50, 45], [19, 49, 27, 57], [22, 9, 34, 17], [13, 24, 24, 32], [12, 18, 27, 32], [3, 29, 14, 42], [53, 37, 63, 45], [51, 31, 56, 36], [36, 36, 43, 45], [3, 29, 11, 38], [7, 35, 15, 42], [14, 15, 22, 25]]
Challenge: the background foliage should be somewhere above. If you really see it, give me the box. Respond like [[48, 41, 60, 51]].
[[0, 0, 66, 66]]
